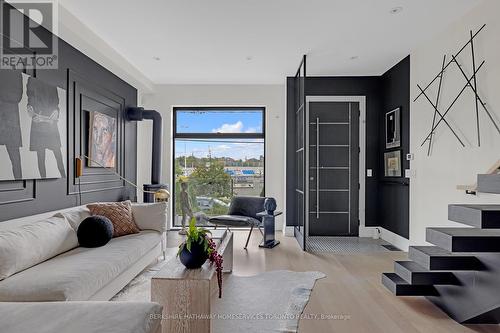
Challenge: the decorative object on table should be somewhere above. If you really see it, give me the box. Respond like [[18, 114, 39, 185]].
[[177, 218, 224, 297], [209, 196, 266, 249], [384, 150, 402, 177], [263, 197, 277, 213], [77, 215, 114, 248], [415, 24, 500, 155], [87, 200, 140, 237], [88, 111, 117, 168], [385, 107, 401, 149], [0, 72, 67, 180], [179, 178, 193, 235], [258, 198, 282, 249], [154, 188, 170, 202]]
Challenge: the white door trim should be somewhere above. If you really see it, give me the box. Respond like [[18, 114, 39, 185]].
[[305, 96, 366, 237]]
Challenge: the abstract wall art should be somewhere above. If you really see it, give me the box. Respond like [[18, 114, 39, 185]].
[[384, 150, 402, 177], [88, 111, 117, 168], [385, 107, 401, 149], [0, 71, 67, 180]]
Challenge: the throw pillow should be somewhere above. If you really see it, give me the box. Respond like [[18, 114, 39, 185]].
[[131, 202, 167, 232], [87, 201, 140, 237], [77, 216, 114, 248]]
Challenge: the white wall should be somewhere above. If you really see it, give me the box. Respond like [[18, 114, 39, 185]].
[[410, 0, 500, 245], [138, 84, 286, 230]]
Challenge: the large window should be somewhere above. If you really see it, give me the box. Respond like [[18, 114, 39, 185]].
[[172, 107, 265, 227]]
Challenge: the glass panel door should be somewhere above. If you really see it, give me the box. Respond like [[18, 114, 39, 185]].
[[294, 55, 307, 250]]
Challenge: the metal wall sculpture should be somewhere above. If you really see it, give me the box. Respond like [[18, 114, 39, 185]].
[[415, 24, 499, 156]]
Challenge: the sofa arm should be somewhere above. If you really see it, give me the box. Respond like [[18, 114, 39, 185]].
[[131, 202, 168, 233]]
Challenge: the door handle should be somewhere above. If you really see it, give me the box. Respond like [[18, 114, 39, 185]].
[[316, 117, 320, 219]]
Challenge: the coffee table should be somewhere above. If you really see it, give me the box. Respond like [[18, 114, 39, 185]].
[[151, 229, 233, 333]]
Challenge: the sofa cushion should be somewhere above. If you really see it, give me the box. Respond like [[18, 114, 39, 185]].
[[131, 202, 168, 232], [0, 301, 162, 333], [88, 201, 140, 237], [54, 206, 91, 230], [0, 216, 78, 281], [0, 230, 161, 301]]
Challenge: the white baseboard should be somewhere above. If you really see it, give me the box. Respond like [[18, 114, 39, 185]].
[[283, 226, 294, 237], [359, 226, 409, 251]]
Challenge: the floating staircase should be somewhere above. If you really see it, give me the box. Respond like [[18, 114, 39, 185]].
[[457, 160, 500, 194], [382, 204, 500, 324]]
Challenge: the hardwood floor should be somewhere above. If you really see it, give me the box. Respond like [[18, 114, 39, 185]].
[[166, 230, 500, 333]]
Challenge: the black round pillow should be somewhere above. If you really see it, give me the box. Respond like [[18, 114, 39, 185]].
[[77, 215, 114, 248]]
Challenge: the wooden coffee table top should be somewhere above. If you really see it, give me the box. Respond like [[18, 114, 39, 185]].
[[153, 229, 232, 281]]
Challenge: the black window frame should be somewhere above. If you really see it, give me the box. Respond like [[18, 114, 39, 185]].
[[172, 106, 266, 228]]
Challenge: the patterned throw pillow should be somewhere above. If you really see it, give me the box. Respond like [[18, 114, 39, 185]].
[[87, 201, 140, 237]]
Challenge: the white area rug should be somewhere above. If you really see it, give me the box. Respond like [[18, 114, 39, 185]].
[[112, 250, 325, 333]]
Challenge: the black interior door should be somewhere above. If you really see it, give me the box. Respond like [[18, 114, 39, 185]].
[[308, 101, 359, 236]]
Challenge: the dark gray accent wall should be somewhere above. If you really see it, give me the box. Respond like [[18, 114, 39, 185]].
[[286, 56, 411, 239], [0, 11, 137, 222], [379, 56, 410, 238]]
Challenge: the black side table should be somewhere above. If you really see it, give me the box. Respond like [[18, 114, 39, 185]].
[[257, 210, 282, 248]]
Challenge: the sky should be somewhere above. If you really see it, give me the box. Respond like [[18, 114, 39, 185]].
[[175, 110, 264, 160], [176, 110, 263, 134]]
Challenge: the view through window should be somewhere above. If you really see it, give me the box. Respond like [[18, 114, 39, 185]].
[[173, 107, 265, 227]]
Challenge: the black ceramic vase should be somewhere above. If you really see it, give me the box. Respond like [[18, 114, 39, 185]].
[[179, 241, 208, 269]]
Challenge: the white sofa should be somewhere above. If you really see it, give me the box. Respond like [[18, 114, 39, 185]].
[[0, 202, 167, 301]]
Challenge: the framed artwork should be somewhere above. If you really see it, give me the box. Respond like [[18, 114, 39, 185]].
[[386, 107, 401, 149], [384, 150, 402, 177], [88, 111, 117, 168], [0, 72, 67, 180]]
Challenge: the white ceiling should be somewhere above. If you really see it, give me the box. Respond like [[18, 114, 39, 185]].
[[58, 0, 481, 84]]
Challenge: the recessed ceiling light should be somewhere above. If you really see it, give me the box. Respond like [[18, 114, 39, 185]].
[[389, 6, 403, 14], [152, 56, 161, 61], [350, 56, 359, 60]]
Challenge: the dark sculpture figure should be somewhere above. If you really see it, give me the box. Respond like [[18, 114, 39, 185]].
[[26, 77, 66, 178], [179, 181, 193, 235], [264, 197, 277, 214], [0, 70, 23, 179]]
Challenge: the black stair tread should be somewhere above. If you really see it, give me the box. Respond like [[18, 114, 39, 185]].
[[383, 272, 407, 284], [428, 227, 500, 237], [395, 260, 429, 272], [395, 261, 459, 285], [382, 273, 438, 296], [409, 246, 482, 270], [449, 204, 500, 228], [427, 228, 500, 252], [477, 174, 500, 194], [410, 245, 475, 256]]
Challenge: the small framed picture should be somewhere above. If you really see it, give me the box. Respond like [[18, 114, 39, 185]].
[[386, 107, 401, 149], [384, 150, 402, 177]]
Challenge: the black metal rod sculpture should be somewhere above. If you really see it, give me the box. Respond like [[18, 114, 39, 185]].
[[420, 61, 485, 147], [417, 83, 465, 147], [414, 24, 486, 102], [470, 30, 481, 146], [416, 24, 498, 153], [426, 55, 447, 156], [451, 55, 500, 136]]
